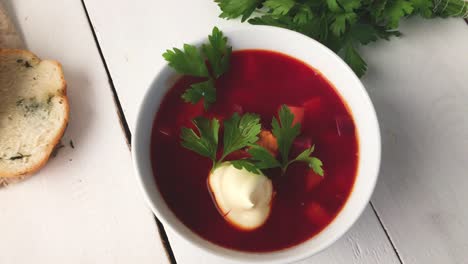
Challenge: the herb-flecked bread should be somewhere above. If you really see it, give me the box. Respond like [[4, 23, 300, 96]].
[[0, 49, 69, 181]]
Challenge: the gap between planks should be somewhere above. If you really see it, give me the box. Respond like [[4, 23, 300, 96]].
[[79, 1, 177, 263], [369, 202, 404, 264]]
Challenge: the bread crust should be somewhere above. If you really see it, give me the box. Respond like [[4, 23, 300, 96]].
[[0, 49, 69, 181]]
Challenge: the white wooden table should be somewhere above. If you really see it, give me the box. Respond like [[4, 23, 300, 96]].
[[1, 1, 467, 263]]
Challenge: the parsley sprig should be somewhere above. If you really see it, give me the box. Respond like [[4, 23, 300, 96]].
[[180, 106, 324, 176], [248, 105, 324, 176], [163, 27, 232, 109], [215, 0, 468, 77], [181, 113, 261, 170]]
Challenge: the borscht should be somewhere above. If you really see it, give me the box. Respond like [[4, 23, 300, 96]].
[[152, 28, 358, 252]]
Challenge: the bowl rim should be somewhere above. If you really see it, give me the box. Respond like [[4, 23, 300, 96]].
[[131, 25, 381, 263]]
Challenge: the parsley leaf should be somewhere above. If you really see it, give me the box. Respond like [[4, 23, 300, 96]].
[[222, 113, 262, 158], [231, 159, 262, 174], [293, 5, 313, 25], [272, 105, 301, 166], [342, 41, 367, 78], [216, 0, 262, 22], [249, 15, 296, 30], [410, 0, 433, 18], [383, 0, 414, 28], [181, 80, 216, 110], [371, 0, 387, 19], [264, 0, 295, 15], [180, 117, 220, 161], [291, 146, 324, 176], [267, 105, 324, 175], [163, 44, 209, 77], [350, 24, 378, 45], [327, 0, 341, 13], [248, 105, 324, 175], [248, 145, 281, 169], [163, 27, 232, 109], [181, 112, 263, 171], [339, 0, 361, 12], [330, 12, 357, 36], [202, 27, 232, 78]]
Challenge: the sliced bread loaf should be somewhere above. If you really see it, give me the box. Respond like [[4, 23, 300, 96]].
[[0, 49, 69, 181]]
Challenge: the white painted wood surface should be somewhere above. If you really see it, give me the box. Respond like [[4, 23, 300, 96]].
[[0, 0, 168, 263], [362, 19, 468, 264], [4, 0, 467, 263], [82, 0, 401, 263]]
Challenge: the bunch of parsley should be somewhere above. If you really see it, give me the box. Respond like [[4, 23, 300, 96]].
[[215, 0, 468, 77]]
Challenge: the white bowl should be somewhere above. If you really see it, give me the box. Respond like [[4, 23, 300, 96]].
[[132, 26, 381, 263]]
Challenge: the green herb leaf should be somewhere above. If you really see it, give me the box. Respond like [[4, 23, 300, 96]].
[[326, 0, 341, 12], [249, 14, 296, 30], [272, 105, 301, 165], [293, 5, 314, 25], [264, 0, 295, 15], [339, 0, 361, 12], [231, 159, 262, 174], [202, 27, 232, 78], [330, 12, 357, 36], [215, 0, 262, 22], [309, 157, 324, 176], [410, 0, 433, 17], [350, 24, 378, 45], [343, 41, 367, 77], [252, 105, 325, 176], [383, 0, 414, 28], [162, 44, 209, 77], [223, 113, 262, 158], [180, 117, 220, 161], [164, 27, 232, 110], [181, 113, 263, 171], [291, 146, 324, 176], [370, 0, 387, 20], [181, 79, 216, 109], [248, 145, 281, 169]]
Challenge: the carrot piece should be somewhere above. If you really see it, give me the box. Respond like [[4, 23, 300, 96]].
[[256, 130, 278, 156], [306, 202, 330, 226], [303, 97, 322, 111]]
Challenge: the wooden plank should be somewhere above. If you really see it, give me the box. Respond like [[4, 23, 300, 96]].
[[82, 0, 401, 263], [0, 0, 169, 263], [0, 1, 23, 48], [361, 18, 468, 264]]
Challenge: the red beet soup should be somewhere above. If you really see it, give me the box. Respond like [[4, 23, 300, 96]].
[[151, 50, 358, 252]]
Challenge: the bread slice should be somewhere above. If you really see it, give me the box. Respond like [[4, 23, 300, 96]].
[[0, 49, 69, 181]]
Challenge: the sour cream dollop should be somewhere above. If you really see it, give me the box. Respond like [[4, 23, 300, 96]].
[[208, 162, 273, 230]]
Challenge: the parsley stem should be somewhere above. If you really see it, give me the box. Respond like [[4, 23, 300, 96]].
[[219, 154, 228, 164]]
